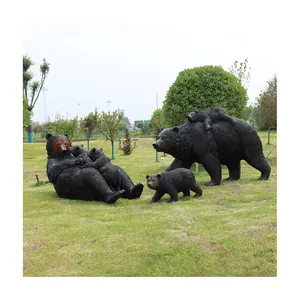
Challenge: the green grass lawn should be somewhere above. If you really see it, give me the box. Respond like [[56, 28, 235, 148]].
[[23, 131, 277, 276]]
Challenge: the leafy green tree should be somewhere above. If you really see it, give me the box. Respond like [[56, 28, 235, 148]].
[[23, 97, 32, 128], [98, 109, 124, 159], [47, 113, 80, 142], [150, 108, 165, 139], [23, 55, 50, 142], [255, 74, 277, 144], [248, 104, 269, 130], [259, 75, 277, 130], [81, 109, 100, 150], [162, 65, 248, 127]]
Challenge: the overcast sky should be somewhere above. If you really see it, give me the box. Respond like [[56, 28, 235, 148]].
[[23, 23, 277, 125]]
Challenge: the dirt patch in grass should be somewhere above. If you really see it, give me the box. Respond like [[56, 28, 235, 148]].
[[24, 240, 48, 252], [210, 201, 231, 206]]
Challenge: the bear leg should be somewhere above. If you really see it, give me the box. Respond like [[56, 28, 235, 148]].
[[83, 168, 125, 202], [190, 183, 203, 197], [152, 191, 165, 203], [245, 157, 271, 180], [182, 190, 190, 197], [224, 161, 241, 181], [201, 154, 222, 186], [104, 190, 125, 204], [204, 117, 212, 131], [167, 187, 178, 203], [129, 183, 144, 199]]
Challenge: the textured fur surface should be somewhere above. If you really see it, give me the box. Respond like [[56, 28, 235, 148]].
[[146, 168, 202, 202], [153, 119, 271, 186], [80, 148, 144, 199], [46, 134, 124, 203], [187, 107, 236, 130]]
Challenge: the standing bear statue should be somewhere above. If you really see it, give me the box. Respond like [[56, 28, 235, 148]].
[[152, 117, 271, 186]]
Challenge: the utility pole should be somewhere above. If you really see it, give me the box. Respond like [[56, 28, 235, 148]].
[[106, 100, 112, 112]]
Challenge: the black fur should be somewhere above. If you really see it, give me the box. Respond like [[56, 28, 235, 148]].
[[81, 148, 144, 199], [152, 119, 271, 186], [146, 168, 202, 203], [187, 107, 236, 130], [46, 134, 124, 203]]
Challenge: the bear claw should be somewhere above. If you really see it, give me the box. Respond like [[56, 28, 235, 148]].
[[129, 183, 144, 199], [104, 190, 125, 204]]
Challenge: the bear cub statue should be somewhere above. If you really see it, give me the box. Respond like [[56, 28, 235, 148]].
[[146, 168, 203, 203], [70, 145, 90, 164], [187, 107, 236, 130], [79, 147, 144, 199], [84, 147, 121, 191]]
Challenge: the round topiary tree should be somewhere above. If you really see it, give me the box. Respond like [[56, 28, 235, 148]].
[[162, 65, 248, 127]]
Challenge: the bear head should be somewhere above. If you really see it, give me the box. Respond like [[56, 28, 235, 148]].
[[70, 145, 85, 157], [187, 111, 199, 122], [46, 134, 72, 158], [152, 127, 180, 154], [88, 147, 104, 162], [146, 174, 161, 190], [187, 110, 208, 122]]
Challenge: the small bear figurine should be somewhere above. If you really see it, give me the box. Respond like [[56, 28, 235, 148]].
[[187, 107, 236, 130], [80, 148, 144, 199], [146, 168, 202, 203]]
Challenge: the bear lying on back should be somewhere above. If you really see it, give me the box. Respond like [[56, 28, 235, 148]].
[[46, 134, 124, 203], [146, 168, 202, 203], [187, 107, 236, 130]]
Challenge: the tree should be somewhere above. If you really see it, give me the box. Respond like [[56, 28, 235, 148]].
[[255, 74, 277, 144], [150, 108, 165, 139], [248, 104, 269, 130], [162, 65, 248, 127], [23, 55, 50, 142], [46, 113, 80, 142], [23, 97, 32, 128], [98, 109, 124, 160], [81, 109, 100, 150], [229, 58, 251, 89], [121, 129, 133, 155]]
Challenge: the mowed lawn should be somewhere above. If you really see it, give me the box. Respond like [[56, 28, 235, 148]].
[[23, 131, 277, 276]]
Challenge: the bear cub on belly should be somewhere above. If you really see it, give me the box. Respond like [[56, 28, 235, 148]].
[[146, 168, 202, 203]]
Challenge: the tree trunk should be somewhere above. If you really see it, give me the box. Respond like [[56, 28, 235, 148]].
[[268, 127, 271, 145], [27, 123, 33, 143], [111, 140, 115, 160], [87, 138, 90, 150]]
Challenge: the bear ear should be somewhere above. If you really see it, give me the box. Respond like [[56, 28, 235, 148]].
[[172, 126, 179, 133], [64, 133, 69, 137], [146, 175, 149, 179], [46, 133, 52, 140], [157, 174, 162, 179], [92, 148, 96, 152]]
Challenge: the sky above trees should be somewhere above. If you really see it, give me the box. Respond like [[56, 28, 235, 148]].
[[23, 23, 276, 125]]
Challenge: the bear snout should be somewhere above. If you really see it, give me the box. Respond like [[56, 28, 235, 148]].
[[152, 142, 158, 149]]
